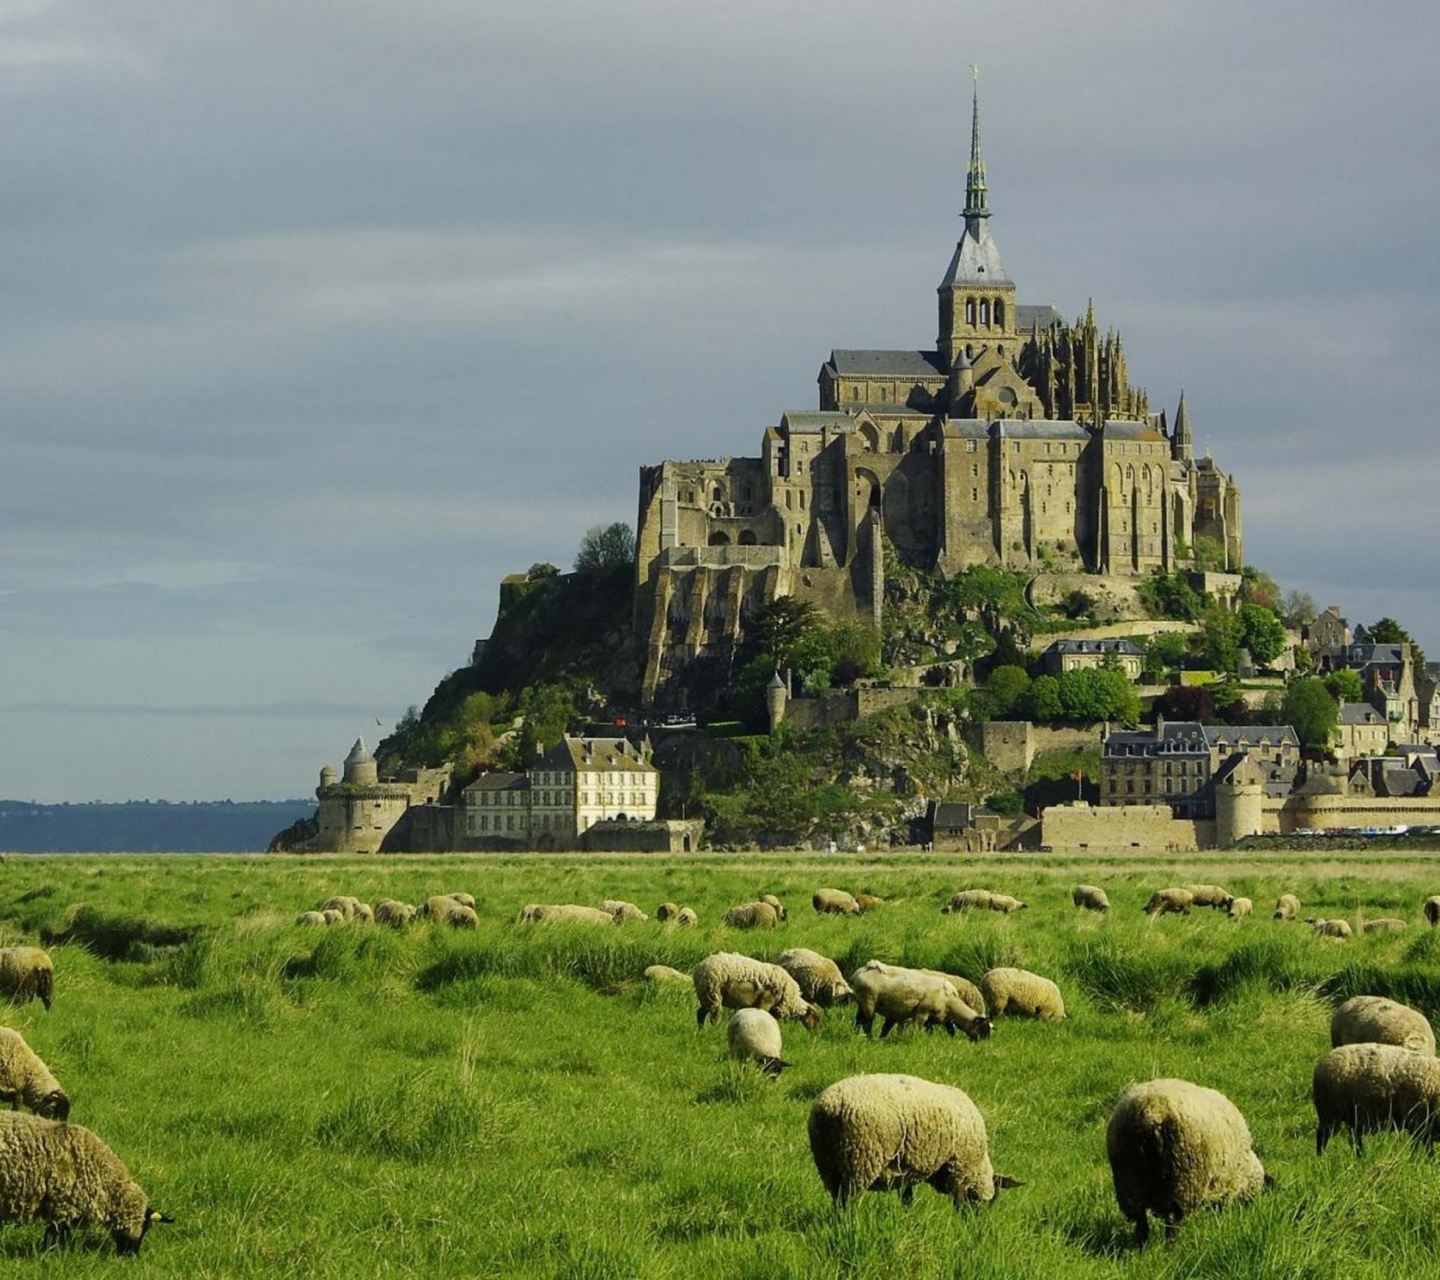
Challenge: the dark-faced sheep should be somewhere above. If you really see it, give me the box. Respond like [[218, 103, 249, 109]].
[[850, 963, 990, 1040], [0, 948, 54, 1010], [1273, 893, 1301, 921], [723, 901, 781, 930], [0, 1028, 68, 1120], [1424, 896, 1440, 927], [777, 948, 854, 1007], [727, 1008, 790, 1076], [808, 1073, 1019, 1208], [1107, 1078, 1266, 1245], [692, 953, 821, 1030]]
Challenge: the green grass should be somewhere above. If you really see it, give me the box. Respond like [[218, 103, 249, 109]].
[[3, 851, 1440, 1275]]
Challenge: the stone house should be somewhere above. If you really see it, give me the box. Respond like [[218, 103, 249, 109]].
[[1335, 702, 1388, 764], [1041, 638, 1143, 680]]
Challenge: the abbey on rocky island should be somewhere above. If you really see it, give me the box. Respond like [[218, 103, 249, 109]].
[[635, 81, 1242, 705]]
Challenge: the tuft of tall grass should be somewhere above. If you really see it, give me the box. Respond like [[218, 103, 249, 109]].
[[44, 904, 202, 961]]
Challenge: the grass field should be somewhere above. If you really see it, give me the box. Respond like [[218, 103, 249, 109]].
[[4, 850, 1440, 1277]]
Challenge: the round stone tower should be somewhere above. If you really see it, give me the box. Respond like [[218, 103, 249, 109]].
[[765, 671, 788, 733], [1214, 757, 1264, 848], [343, 737, 378, 786], [319, 764, 339, 790]]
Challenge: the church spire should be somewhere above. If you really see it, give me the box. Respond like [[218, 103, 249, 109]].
[[964, 66, 989, 227], [1172, 390, 1194, 461]]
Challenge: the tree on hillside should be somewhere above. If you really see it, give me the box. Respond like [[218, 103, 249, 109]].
[[744, 598, 823, 670], [1325, 669, 1365, 704], [1283, 589, 1318, 629], [1143, 630, 1191, 681], [1240, 566, 1281, 612], [574, 522, 636, 572], [1238, 604, 1288, 667], [1281, 677, 1339, 752], [1154, 684, 1214, 723], [973, 665, 1031, 720], [1198, 605, 1244, 672], [1057, 667, 1140, 725], [1138, 569, 1205, 622], [1028, 674, 1063, 721]]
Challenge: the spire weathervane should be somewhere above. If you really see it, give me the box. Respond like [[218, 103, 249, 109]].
[[964, 65, 989, 224]]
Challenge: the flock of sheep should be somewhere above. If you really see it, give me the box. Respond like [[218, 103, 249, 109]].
[[0, 945, 170, 1255], [6, 871, 1440, 1255]]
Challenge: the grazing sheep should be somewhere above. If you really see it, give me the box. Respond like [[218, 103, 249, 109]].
[[318, 895, 359, 919], [0, 948, 55, 1011], [1362, 917, 1407, 933], [1425, 896, 1440, 927], [1310, 918, 1352, 940], [692, 953, 821, 1029], [777, 948, 854, 1007], [655, 902, 680, 921], [727, 1008, 790, 1076], [941, 889, 993, 913], [1227, 897, 1253, 920], [601, 900, 649, 923], [675, 907, 699, 927], [0, 1028, 68, 1120], [642, 964, 692, 985], [723, 901, 781, 931], [517, 904, 615, 926], [1072, 885, 1110, 912], [449, 904, 479, 929], [1142, 889, 1193, 917], [321, 909, 345, 926], [1107, 1078, 1266, 1245], [813, 888, 862, 916], [351, 902, 375, 924], [1331, 995, 1436, 1056], [850, 962, 990, 1041], [915, 969, 987, 1018], [374, 899, 416, 927], [1184, 884, 1235, 910], [447, 892, 476, 910], [989, 894, 1028, 913], [808, 1073, 1019, 1208], [855, 893, 884, 912], [978, 968, 1065, 1021], [1314, 1042, 1440, 1153], [294, 911, 328, 927], [759, 894, 788, 922], [0, 1111, 171, 1254], [1273, 893, 1301, 921], [418, 896, 476, 928]]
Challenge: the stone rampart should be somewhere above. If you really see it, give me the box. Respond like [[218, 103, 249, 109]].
[[1041, 802, 1209, 852]]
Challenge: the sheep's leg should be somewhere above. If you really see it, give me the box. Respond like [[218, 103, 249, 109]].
[[879, 1016, 896, 1039], [1163, 1217, 1181, 1244], [1316, 1122, 1333, 1156], [1132, 1212, 1149, 1247], [942, 1022, 956, 1038], [899, 1184, 914, 1206]]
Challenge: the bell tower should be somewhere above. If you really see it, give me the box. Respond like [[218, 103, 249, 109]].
[[938, 69, 1017, 368]]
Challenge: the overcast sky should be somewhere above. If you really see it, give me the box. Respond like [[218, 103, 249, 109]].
[[1, 1, 1437, 802]]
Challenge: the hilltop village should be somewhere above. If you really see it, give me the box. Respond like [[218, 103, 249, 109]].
[[275, 89, 1437, 857]]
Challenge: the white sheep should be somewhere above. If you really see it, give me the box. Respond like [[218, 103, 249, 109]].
[[0, 1028, 68, 1120], [850, 962, 990, 1040], [1107, 1078, 1266, 1245], [418, 896, 476, 928], [374, 900, 416, 927], [978, 967, 1065, 1021], [1424, 896, 1440, 927], [642, 964, 692, 984], [1273, 893, 1301, 921], [318, 895, 363, 920], [447, 892, 477, 910], [914, 968, 987, 1018], [655, 902, 681, 922], [1361, 918, 1408, 934], [675, 907, 699, 927], [0, 948, 54, 1011], [1143, 889, 1193, 917], [808, 1073, 1019, 1208], [855, 893, 885, 912], [601, 900, 649, 923], [1072, 885, 1110, 912], [723, 901, 781, 930], [518, 904, 615, 926], [812, 888, 862, 916], [691, 952, 821, 1029], [1314, 1042, 1440, 1153], [294, 911, 328, 927], [777, 948, 854, 1007], [321, 909, 345, 926], [1227, 897, 1253, 920], [1184, 884, 1235, 910], [1310, 918, 1352, 940], [727, 1008, 790, 1076], [759, 894, 788, 922], [0, 1111, 171, 1254], [1331, 995, 1436, 1056], [941, 889, 994, 913]]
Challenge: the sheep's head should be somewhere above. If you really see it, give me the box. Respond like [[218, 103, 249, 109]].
[[36, 1088, 68, 1121], [798, 1003, 823, 1031], [111, 1187, 172, 1256], [964, 1016, 993, 1042]]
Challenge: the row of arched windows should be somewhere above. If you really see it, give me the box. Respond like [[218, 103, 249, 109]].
[[964, 297, 1006, 329]]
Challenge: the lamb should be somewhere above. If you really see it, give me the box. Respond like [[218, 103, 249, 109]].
[[374, 899, 416, 927], [1184, 884, 1235, 910], [1331, 995, 1436, 1055], [855, 893, 885, 912], [759, 894, 788, 922], [447, 892, 477, 910], [1314, 1042, 1440, 1153], [675, 907, 699, 927], [1142, 889, 1193, 917], [691, 952, 821, 1029], [294, 911, 328, 927], [518, 904, 616, 926], [808, 1073, 1019, 1208], [1273, 893, 1301, 921], [0, 1111, 171, 1254], [777, 948, 854, 1007], [0, 948, 55, 1010], [978, 967, 1065, 1021], [723, 901, 781, 931], [655, 902, 681, 922], [1072, 885, 1110, 912], [1227, 897, 1253, 920], [321, 909, 345, 926], [0, 1028, 68, 1119], [1362, 918, 1408, 934], [656, 901, 697, 926], [642, 964, 692, 984], [419, 896, 477, 928], [1310, 918, 1352, 940], [1424, 895, 1440, 927], [1107, 1078, 1266, 1245], [351, 901, 375, 924], [601, 900, 649, 923], [849, 962, 990, 1040], [812, 888, 862, 916], [726, 1008, 790, 1076]]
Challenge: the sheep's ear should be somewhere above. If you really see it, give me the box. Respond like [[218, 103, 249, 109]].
[[148, 1209, 175, 1224], [994, 1174, 1024, 1190]]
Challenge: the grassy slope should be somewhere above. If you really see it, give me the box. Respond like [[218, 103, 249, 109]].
[[3, 853, 1440, 1277]]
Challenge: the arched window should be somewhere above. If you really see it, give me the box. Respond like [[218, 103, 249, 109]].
[[711, 485, 724, 503], [739, 530, 758, 545], [708, 531, 730, 546], [851, 386, 860, 402], [979, 299, 990, 325], [965, 299, 976, 324]]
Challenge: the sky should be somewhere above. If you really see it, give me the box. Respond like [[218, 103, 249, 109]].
[[1, 1, 1438, 802]]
